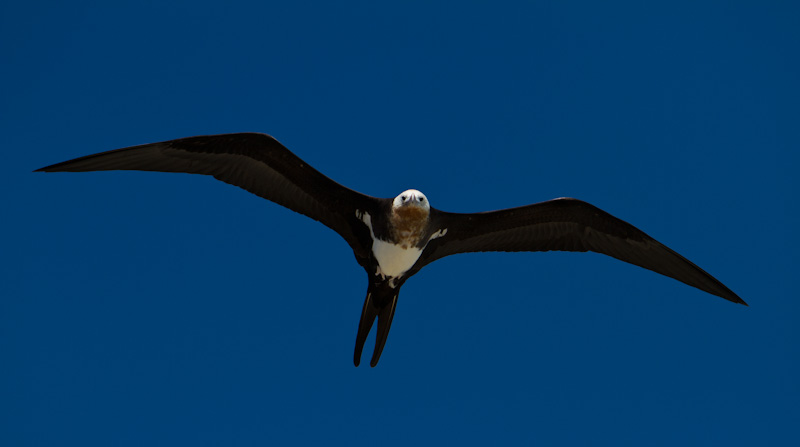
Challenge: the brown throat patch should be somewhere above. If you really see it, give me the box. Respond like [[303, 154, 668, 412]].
[[391, 206, 429, 248]]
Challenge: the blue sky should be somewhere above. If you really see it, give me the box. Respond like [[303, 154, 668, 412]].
[[2, 1, 798, 445]]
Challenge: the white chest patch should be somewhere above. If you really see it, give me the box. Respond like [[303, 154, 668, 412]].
[[356, 210, 448, 282], [372, 239, 423, 278]]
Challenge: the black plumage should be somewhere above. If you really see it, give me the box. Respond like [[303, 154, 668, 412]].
[[36, 132, 746, 367]]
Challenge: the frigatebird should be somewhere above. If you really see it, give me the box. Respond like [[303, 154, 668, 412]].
[[36, 133, 746, 367]]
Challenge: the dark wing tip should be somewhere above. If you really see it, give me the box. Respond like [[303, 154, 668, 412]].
[[715, 291, 747, 306], [731, 295, 749, 306], [34, 164, 60, 172], [722, 286, 747, 306], [706, 280, 747, 306]]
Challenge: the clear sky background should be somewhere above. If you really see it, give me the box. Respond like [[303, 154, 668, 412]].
[[2, 1, 798, 445]]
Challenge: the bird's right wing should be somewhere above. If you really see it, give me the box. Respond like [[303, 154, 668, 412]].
[[36, 133, 379, 257], [417, 198, 745, 305]]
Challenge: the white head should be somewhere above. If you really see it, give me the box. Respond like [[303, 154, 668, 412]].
[[393, 189, 430, 211]]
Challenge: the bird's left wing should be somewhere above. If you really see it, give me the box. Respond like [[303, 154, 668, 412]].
[[36, 133, 377, 257], [416, 198, 745, 305]]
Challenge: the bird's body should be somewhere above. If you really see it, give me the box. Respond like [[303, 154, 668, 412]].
[[36, 132, 746, 366]]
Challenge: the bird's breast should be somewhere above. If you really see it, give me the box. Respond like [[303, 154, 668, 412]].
[[356, 207, 434, 280], [371, 238, 423, 279]]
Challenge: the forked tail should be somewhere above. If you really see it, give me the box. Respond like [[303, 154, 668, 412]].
[[354, 282, 400, 367]]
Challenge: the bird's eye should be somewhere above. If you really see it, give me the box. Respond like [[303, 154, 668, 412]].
[[401, 195, 407, 201], [418, 197, 424, 202]]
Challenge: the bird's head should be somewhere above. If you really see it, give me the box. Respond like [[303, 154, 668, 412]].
[[392, 189, 430, 221], [393, 189, 429, 210], [391, 189, 430, 235]]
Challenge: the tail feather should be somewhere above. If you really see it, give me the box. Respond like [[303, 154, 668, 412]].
[[353, 290, 378, 366], [371, 294, 398, 367], [353, 283, 400, 367]]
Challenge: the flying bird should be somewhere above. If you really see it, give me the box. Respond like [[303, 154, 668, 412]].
[[36, 133, 746, 367]]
